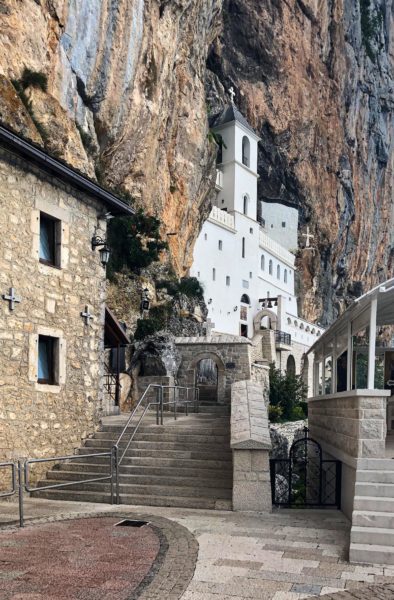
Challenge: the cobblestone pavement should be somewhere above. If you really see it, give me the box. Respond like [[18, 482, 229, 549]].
[[1, 499, 394, 599]]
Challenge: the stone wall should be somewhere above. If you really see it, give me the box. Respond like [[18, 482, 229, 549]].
[[175, 336, 251, 404], [231, 380, 272, 512], [308, 390, 390, 463], [0, 147, 109, 480]]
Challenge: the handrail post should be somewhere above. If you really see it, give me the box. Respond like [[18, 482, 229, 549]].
[[110, 447, 114, 505], [185, 387, 189, 417], [160, 386, 164, 425], [174, 387, 177, 421], [18, 460, 24, 528], [156, 386, 160, 426], [114, 445, 120, 505]]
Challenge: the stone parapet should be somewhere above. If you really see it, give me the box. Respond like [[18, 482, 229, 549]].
[[231, 380, 271, 512], [308, 390, 390, 464]]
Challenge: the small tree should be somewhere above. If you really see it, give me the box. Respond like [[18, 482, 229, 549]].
[[107, 211, 168, 278], [268, 363, 308, 422]]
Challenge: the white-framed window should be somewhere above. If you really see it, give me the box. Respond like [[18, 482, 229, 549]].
[[39, 212, 61, 268], [212, 268, 216, 281], [282, 222, 286, 227], [242, 136, 250, 167], [277, 265, 280, 279], [249, 227, 253, 234], [218, 240, 223, 250], [249, 272, 252, 279], [261, 255, 265, 270], [269, 260, 273, 275], [204, 233, 208, 240], [226, 276, 230, 286], [242, 237, 245, 258], [243, 195, 248, 215], [284, 269, 288, 283], [38, 335, 59, 385]]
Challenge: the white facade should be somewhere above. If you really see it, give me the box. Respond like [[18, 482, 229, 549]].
[[259, 201, 298, 252], [190, 103, 323, 359]]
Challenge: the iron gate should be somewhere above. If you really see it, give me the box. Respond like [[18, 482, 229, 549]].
[[270, 427, 342, 508]]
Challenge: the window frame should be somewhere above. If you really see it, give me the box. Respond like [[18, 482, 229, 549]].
[[37, 335, 58, 385], [39, 212, 61, 268]]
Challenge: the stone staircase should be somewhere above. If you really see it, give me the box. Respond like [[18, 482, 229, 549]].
[[35, 409, 233, 510], [350, 458, 394, 564]]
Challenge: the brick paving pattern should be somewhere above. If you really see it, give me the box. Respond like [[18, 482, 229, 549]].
[[0, 516, 159, 600]]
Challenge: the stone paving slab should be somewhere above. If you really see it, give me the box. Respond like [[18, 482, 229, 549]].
[[1, 500, 394, 598]]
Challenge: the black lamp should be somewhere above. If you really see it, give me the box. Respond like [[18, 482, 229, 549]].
[[91, 235, 111, 267]]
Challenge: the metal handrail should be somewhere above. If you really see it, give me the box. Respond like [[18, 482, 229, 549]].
[[112, 383, 199, 503], [0, 461, 16, 498], [24, 451, 114, 499]]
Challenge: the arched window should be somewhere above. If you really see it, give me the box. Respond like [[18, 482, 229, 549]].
[[284, 269, 288, 283], [287, 355, 296, 376], [243, 194, 248, 215], [269, 260, 273, 275], [242, 136, 250, 167], [242, 237, 245, 258], [240, 294, 250, 304], [277, 265, 280, 279], [261, 255, 265, 270]]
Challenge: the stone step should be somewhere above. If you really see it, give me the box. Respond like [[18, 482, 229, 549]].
[[351, 526, 394, 547], [350, 543, 394, 565], [39, 478, 232, 499], [57, 462, 232, 478], [355, 482, 394, 497], [358, 458, 394, 471], [65, 458, 232, 477], [357, 470, 394, 484], [46, 470, 232, 489], [353, 510, 394, 529], [93, 432, 230, 444], [353, 496, 394, 512], [84, 439, 230, 451], [78, 447, 232, 460], [33, 488, 232, 510], [100, 424, 230, 435]]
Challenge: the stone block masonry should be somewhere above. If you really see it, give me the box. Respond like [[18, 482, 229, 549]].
[[231, 380, 272, 512], [0, 147, 108, 481]]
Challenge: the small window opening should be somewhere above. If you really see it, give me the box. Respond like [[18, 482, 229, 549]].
[[39, 213, 61, 267], [226, 276, 230, 286], [38, 335, 58, 385], [242, 136, 250, 167], [242, 237, 245, 258], [212, 268, 216, 281], [218, 240, 223, 250]]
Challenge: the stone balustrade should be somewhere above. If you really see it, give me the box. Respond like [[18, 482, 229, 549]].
[[231, 380, 272, 511]]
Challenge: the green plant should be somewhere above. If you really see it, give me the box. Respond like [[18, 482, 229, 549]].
[[207, 130, 227, 149], [106, 210, 168, 278], [268, 364, 308, 422], [268, 405, 283, 423], [20, 68, 48, 92], [134, 318, 160, 340], [360, 0, 383, 61], [156, 277, 204, 300], [149, 303, 172, 329]]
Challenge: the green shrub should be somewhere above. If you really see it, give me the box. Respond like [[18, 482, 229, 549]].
[[20, 68, 48, 92], [106, 211, 168, 278], [156, 277, 204, 300], [148, 303, 172, 329], [268, 405, 283, 423], [268, 364, 308, 422], [360, 0, 383, 61], [134, 318, 162, 340]]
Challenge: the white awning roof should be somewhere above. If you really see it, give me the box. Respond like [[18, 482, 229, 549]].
[[308, 278, 394, 360]]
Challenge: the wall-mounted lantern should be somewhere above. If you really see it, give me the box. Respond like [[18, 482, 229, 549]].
[[140, 288, 151, 314], [91, 235, 111, 267]]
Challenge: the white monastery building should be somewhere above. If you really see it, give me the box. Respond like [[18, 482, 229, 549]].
[[190, 101, 323, 385]]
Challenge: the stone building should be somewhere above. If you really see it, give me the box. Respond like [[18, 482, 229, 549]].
[[0, 124, 133, 469]]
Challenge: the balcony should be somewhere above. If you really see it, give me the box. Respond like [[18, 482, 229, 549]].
[[275, 330, 292, 349], [215, 169, 224, 190]]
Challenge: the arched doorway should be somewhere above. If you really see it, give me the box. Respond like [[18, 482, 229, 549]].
[[191, 352, 226, 404], [287, 355, 296, 376], [301, 354, 309, 391]]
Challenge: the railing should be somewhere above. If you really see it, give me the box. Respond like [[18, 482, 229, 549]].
[[259, 230, 295, 266], [275, 330, 291, 346], [112, 383, 199, 503], [104, 362, 121, 407], [0, 462, 16, 498], [2, 384, 199, 525], [208, 206, 235, 230]]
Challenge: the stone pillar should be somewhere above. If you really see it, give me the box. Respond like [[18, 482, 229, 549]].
[[231, 380, 272, 512]]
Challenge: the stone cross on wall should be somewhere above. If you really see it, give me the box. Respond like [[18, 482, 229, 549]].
[[2, 287, 21, 310], [81, 305, 93, 326], [302, 226, 314, 248], [228, 86, 236, 104]]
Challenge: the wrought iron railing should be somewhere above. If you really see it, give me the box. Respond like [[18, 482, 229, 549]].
[[104, 362, 121, 406], [275, 330, 291, 346]]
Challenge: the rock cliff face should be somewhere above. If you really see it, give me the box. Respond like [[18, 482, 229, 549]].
[[0, 0, 393, 325]]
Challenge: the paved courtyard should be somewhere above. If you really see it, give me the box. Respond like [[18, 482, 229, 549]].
[[1, 499, 394, 599]]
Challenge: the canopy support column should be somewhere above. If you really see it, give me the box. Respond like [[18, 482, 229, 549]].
[[367, 295, 378, 389], [346, 321, 352, 391]]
